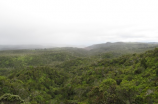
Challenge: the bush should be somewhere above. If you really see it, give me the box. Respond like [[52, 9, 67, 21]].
[[0, 93, 24, 104]]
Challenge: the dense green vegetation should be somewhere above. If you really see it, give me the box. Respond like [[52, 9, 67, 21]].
[[1, 42, 158, 104]]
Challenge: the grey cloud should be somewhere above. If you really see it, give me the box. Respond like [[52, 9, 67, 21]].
[[0, 23, 157, 46]]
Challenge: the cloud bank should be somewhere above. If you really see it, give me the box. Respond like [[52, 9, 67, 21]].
[[0, 0, 158, 47]]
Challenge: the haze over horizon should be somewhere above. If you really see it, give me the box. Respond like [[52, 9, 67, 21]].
[[0, 0, 158, 47]]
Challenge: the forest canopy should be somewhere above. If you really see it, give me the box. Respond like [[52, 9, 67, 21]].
[[0, 42, 158, 104]]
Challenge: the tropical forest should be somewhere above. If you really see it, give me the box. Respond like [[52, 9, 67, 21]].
[[1, 42, 158, 104]]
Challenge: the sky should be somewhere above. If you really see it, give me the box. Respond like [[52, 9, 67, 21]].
[[0, 0, 158, 47]]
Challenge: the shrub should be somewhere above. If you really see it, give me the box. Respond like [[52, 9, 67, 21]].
[[0, 93, 24, 104]]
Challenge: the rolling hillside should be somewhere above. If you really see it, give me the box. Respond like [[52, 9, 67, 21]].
[[86, 42, 158, 54], [0, 43, 158, 103]]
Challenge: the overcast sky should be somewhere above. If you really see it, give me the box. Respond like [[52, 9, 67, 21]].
[[0, 0, 158, 47]]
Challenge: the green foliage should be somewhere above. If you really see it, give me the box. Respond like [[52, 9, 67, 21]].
[[0, 46, 158, 103], [117, 80, 138, 104], [0, 93, 24, 104], [134, 67, 145, 74]]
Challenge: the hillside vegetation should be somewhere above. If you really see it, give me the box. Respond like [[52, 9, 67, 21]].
[[0, 42, 158, 104], [86, 42, 158, 55]]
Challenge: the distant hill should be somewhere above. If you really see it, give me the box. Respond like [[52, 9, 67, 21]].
[[85, 42, 158, 54], [1, 42, 158, 59]]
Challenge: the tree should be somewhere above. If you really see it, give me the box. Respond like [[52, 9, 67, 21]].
[[117, 80, 138, 104]]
